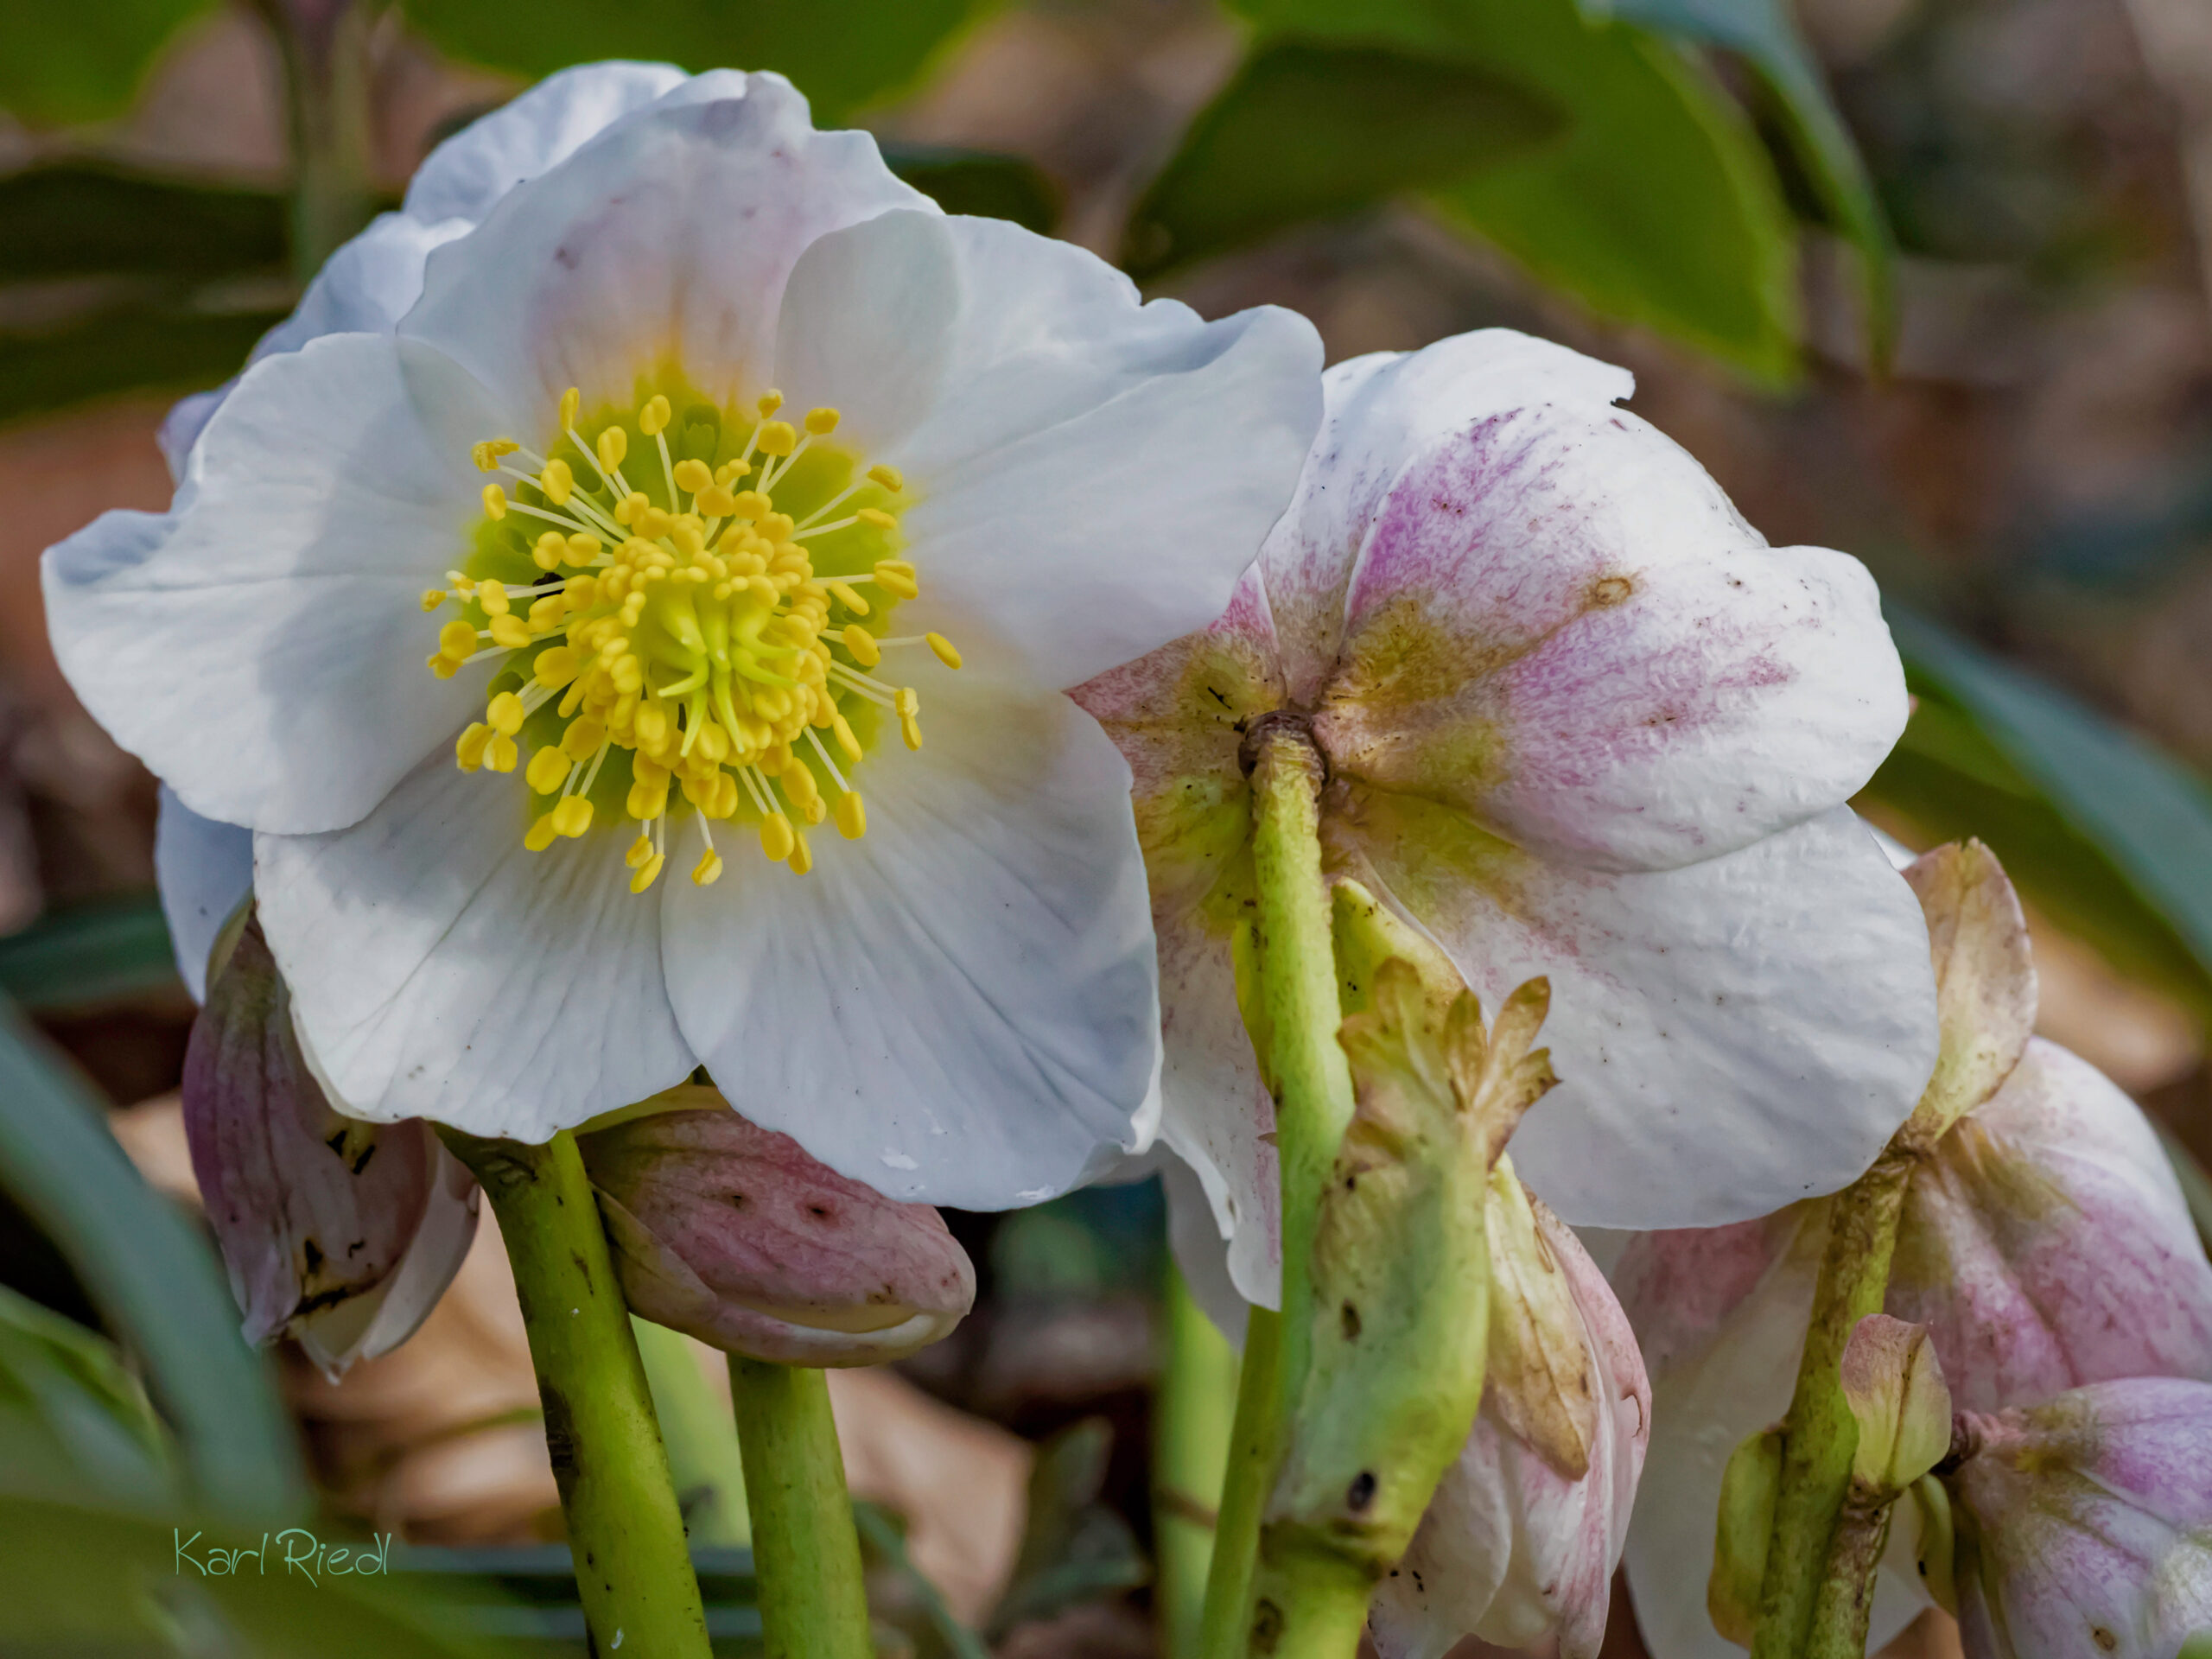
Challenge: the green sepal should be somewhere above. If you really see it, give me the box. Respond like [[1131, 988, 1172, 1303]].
[[1711, 1425, 1784, 1648]]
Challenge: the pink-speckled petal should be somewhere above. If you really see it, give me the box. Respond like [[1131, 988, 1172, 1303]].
[[1262, 331, 1633, 706], [1891, 1038, 2212, 1414], [1372, 1203, 1649, 1659], [1313, 400, 1904, 874]]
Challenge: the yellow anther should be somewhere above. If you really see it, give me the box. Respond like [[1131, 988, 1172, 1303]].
[[472, 438, 519, 472], [455, 722, 492, 772], [477, 580, 509, 617], [541, 458, 574, 505], [552, 797, 594, 838], [626, 834, 654, 869], [524, 813, 559, 852], [481, 483, 508, 520], [692, 848, 724, 887], [526, 596, 563, 632], [828, 582, 870, 616], [715, 459, 752, 485], [561, 719, 605, 761], [760, 812, 796, 862], [804, 407, 841, 435], [639, 395, 672, 436], [486, 733, 519, 772], [533, 531, 567, 570], [900, 713, 923, 752], [438, 620, 476, 659], [787, 830, 812, 875], [780, 761, 818, 810], [832, 711, 862, 763], [728, 491, 768, 521], [757, 390, 785, 416], [696, 484, 736, 518], [834, 791, 867, 840], [635, 702, 670, 750], [597, 426, 628, 471], [925, 632, 962, 670], [893, 686, 919, 719], [630, 853, 666, 893], [626, 779, 668, 820], [634, 756, 671, 787], [670, 519, 705, 558], [635, 505, 672, 540], [534, 645, 580, 688], [756, 421, 797, 457], [842, 625, 880, 667], [489, 614, 531, 649], [526, 747, 571, 792], [421, 588, 448, 612], [867, 464, 903, 493], [614, 491, 646, 525], [560, 387, 580, 428], [568, 532, 601, 563], [487, 691, 525, 735], [672, 458, 713, 494], [873, 560, 918, 600], [429, 652, 460, 678], [856, 507, 896, 529]]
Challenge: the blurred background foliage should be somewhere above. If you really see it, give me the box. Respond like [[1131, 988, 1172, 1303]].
[[1, 0, 2211, 1653]]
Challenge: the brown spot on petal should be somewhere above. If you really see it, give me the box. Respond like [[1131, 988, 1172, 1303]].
[[2093, 1630, 2117, 1652], [1587, 573, 1636, 608]]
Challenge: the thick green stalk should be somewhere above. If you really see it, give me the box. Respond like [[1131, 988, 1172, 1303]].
[[442, 1128, 710, 1659], [252, 0, 381, 278], [1803, 1499, 1893, 1659], [1752, 1151, 1915, 1659], [729, 1358, 872, 1659], [1156, 1261, 1240, 1659], [1198, 725, 1359, 1658], [1246, 1541, 1376, 1659], [632, 1317, 750, 1548]]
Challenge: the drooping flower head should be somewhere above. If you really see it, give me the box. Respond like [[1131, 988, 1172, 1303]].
[[1075, 329, 1938, 1308], [47, 64, 1323, 1210], [1618, 841, 2212, 1658]]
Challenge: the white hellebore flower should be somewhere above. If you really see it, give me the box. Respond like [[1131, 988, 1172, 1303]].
[[46, 64, 1323, 1209], [1074, 330, 1939, 1308]]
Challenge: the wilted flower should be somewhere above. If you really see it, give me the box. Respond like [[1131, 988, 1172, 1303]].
[[1618, 842, 2212, 1659], [1940, 1377, 2212, 1659], [577, 1090, 973, 1365], [183, 912, 477, 1376], [1075, 328, 1937, 1309], [48, 64, 1322, 1210]]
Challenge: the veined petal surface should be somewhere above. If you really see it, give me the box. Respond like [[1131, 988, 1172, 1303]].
[[156, 786, 252, 1002]]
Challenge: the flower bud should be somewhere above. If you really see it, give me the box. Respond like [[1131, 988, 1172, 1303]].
[[1840, 1315, 1953, 1497], [577, 1091, 975, 1366], [1942, 1377, 2212, 1659], [1370, 1176, 1650, 1659], [183, 913, 477, 1377], [1897, 840, 2036, 1147]]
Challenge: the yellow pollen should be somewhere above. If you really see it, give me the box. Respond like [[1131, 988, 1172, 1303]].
[[432, 383, 951, 893]]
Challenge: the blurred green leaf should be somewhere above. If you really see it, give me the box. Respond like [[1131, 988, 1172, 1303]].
[[0, 0, 219, 127], [1124, 40, 1563, 277], [403, 0, 979, 123], [0, 301, 282, 427], [987, 1418, 1148, 1640], [883, 143, 1060, 235], [0, 1282, 177, 1510], [855, 1502, 990, 1659], [1595, 0, 1894, 359], [0, 893, 180, 1011], [0, 162, 288, 283], [1860, 610, 2212, 1024], [0, 1000, 305, 1520], [1225, 0, 1800, 382]]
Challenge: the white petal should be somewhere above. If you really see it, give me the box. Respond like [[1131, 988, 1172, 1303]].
[[841, 214, 1321, 690], [661, 675, 1160, 1211], [1315, 401, 1904, 873], [254, 749, 696, 1134], [1344, 802, 1939, 1229], [156, 787, 253, 1002], [402, 60, 692, 225], [44, 334, 505, 835], [1263, 330, 1633, 704], [1156, 1142, 1253, 1345], [402, 77, 930, 418]]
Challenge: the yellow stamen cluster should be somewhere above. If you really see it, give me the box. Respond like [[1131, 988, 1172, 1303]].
[[427, 387, 951, 893]]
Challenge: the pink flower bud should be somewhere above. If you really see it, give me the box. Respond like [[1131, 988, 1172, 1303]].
[[578, 1093, 976, 1366], [183, 914, 477, 1376], [1946, 1377, 2212, 1659], [1840, 1315, 1952, 1496], [1370, 1183, 1650, 1659]]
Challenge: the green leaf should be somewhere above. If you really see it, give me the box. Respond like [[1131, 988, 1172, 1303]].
[[402, 0, 979, 123], [1859, 609, 2212, 1023], [855, 1502, 990, 1659], [1227, 0, 1801, 382], [0, 300, 282, 428], [1124, 40, 1564, 278], [882, 143, 1060, 235], [986, 1418, 1149, 1639], [0, 162, 288, 283], [1592, 0, 1895, 359], [0, 893, 180, 1011], [0, 1281, 177, 1510], [0, 0, 219, 127], [0, 999, 305, 1520]]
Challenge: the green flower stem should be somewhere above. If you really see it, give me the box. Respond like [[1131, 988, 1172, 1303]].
[[632, 1316, 751, 1548], [728, 1358, 872, 1659], [1753, 1149, 1916, 1659], [1246, 1540, 1377, 1659], [1198, 725, 1360, 1657], [1803, 1498, 1894, 1659], [441, 1128, 710, 1659], [1156, 1259, 1239, 1659], [251, 0, 381, 279]]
